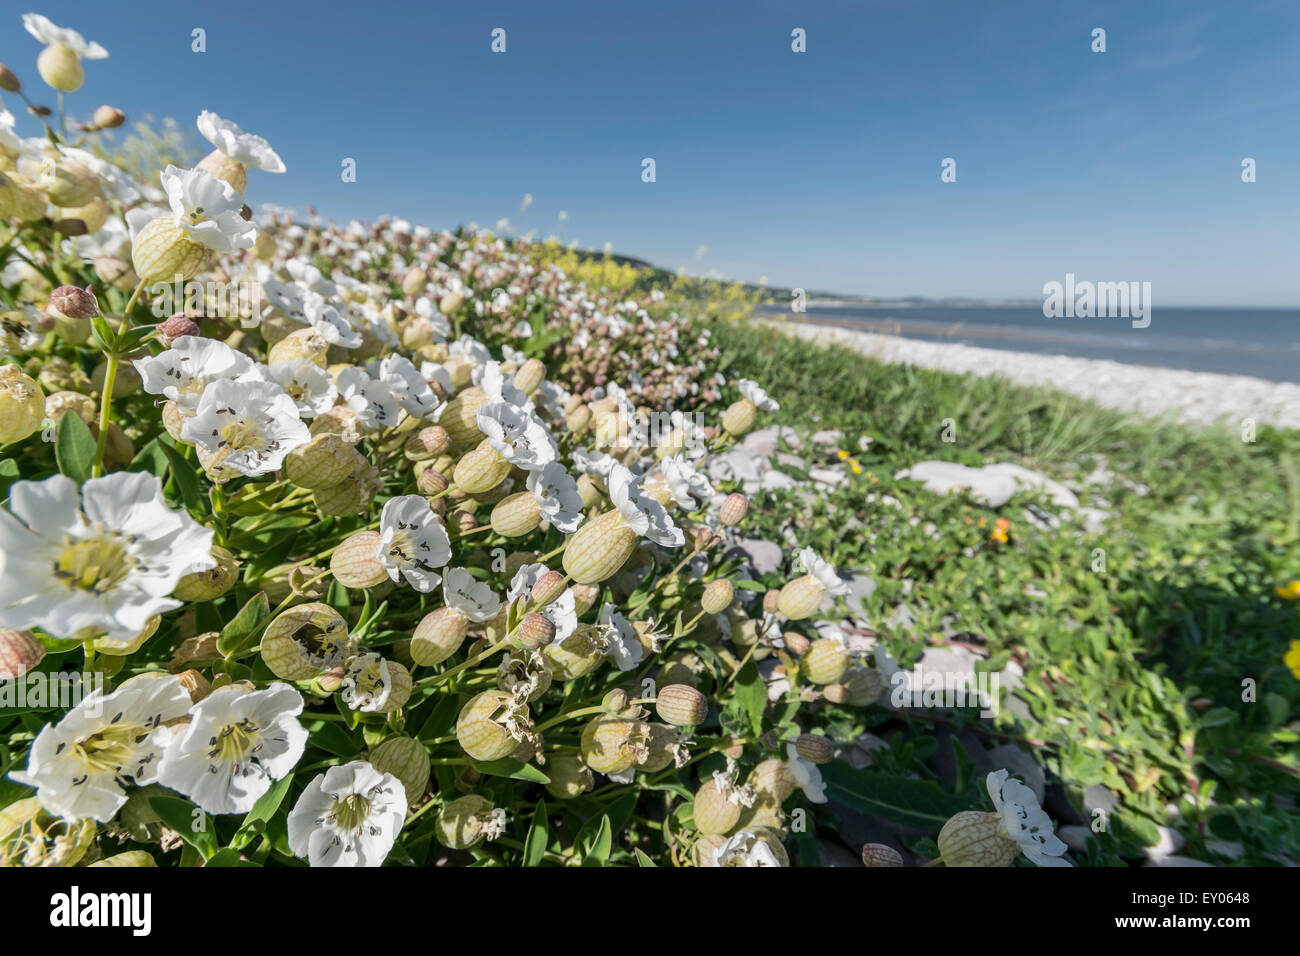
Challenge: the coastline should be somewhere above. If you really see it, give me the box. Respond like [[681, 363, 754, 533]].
[[761, 318, 1300, 430]]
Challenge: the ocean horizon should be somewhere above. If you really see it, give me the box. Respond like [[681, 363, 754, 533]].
[[757, 304, 1300, 384]]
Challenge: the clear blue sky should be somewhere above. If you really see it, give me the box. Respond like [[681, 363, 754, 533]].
[[6, 0, 1299, 306]]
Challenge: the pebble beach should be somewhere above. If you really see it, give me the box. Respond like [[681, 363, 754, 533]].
[[765, 319, 1300, 430]]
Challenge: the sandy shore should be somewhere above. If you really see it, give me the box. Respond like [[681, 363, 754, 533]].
[[764, 318, 1300, 430]]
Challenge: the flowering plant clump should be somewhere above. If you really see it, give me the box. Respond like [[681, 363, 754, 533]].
[[0, 14, 1081, 869]]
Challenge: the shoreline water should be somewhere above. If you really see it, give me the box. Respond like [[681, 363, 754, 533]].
[[762, 317, 1300, 430]]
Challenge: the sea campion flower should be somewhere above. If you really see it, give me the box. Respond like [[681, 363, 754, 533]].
[[303, 293, 362, 349], [378, 354, 442, 419], [526, 461, 584, 533], [196, 110, 286, 173], [337, 366, 399, 432], [160, 164, 257, 255], [784, 742, 828, 803], [287, 761, 407, 867], [266, 358, 337, 418], [737, 378, 779, 411], [181, 378, 311, 477], [986, 769, 1070, 867], [796, 547, 848, 595], [341, 653, 395, 712], [477, 401, 557, 471], [442, 567, 502, 622], [23, 13, 107, 92], [158, 683, 307, 815], [134, 335, 257, 411], [541, 587, 578, 642], [610, 462, 684, 547], [0, 472, 214, 641], [777, 546, 849, 620], [598, 602, 642, 671], [377, 494, 451, 592], [712, 829, 782, 867], [10, 674, 192, 822], [659, 454, 715, 510]]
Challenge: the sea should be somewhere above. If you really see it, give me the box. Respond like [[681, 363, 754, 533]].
[[756, 304, 1300, 383]]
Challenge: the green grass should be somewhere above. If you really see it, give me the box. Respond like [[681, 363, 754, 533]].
[[708, 318, 1300, 864]]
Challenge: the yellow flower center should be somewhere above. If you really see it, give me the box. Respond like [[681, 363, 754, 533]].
[[331, 793, 371, 832], [208, 719, 259, 763], [54, 536, 133, 593], [73, 723, 143, 775], [221, 416, 265, 452]]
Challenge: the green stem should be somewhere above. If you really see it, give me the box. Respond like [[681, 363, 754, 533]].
[[91, 278, 148, 477]]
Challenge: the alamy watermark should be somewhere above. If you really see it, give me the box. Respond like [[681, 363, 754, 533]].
[[1042, 273, 1151, 329], [889, 666, 1001, 718], [1, 671, 105, 713], [149, 276, 264, 328]]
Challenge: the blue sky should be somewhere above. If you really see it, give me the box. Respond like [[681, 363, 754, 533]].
[[6, 0, 1300, 306]]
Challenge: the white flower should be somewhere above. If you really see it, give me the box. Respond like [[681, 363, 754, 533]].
[[341, 653, 393, 713], [134, 335, 257, 411], [10, 675, 191, 822], [378, 354, 442, 419], [712, 830, 782, 867], [506, 562, 548, 602], [0, 473, 214, 641], [599, 603, 642, 671], [196, 110, 286, 173], [736, 378, 779, 411], [541, 588, 578, 643], [477, 402, 557, 471], [181, 379, 311, 476], [377, 495, 451, 592], [795, 547, 848, 595], [160, 165, 257, 255], [287, 761, 407, 867], [784, 743, 828, 804], [986, 770, 1071, 867], [301, 293, 362, 349], [23, 13, 108, 58], [660, 455, 715, 509], [442, 567, 501, 622], [477, 360, 529, 407], [158, 683, 307, 815], [413, 298, 451, 339], [608, 463, 684, 547], [266, 359, 337, 418], [337, 366, 399, 432], [533, 379, 571, 421], [572, 446, 617, 478], [448, 334, 491, 368], [526, 462, 584, 533]]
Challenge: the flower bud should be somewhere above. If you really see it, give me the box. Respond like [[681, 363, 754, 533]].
[[562, 509, 639, 585], [762, 589, 782, 614], [721, 398, 758, 437], [0, 629, 45, 681], [801, 638, 849, 685], [329, 530, 389, 589], [453, 439, 511, 495], [172, 545, 240, 601], [839, 666, 884, 706], [90, 851, 156, 868], [130, 217, 209, 284], [530, 570, 567, 607], [457, 690, 525, 761], [285, 433, 365, 490], [513, 611, 555, 649], [570, 582, 599, 617], [490, 491, 541, 537], [0, 365, 45, 444], [93, 105, 126, 129], [403, 425, 450, 461], [777, 574, 825, 620], [0, 64, 20, 93], [439, 386, 488, 451], [409, 606, 469, 667], [566, 403, 592, 434], [401, 266, 428, 297], [602, 688, 629, 713], [782, 631, 811, 656], [861, 843, 905, 867], [156, 314, 200, 347], [417, 466, 450, 497], [700, 579, 735, 615], [655, 683, 709, 727], [937, 810, 1018, 867], [37, 44, 85, 92], [270, 327, 330, 368], [436, 794, 500, 849], [575, 472, 602, 509], [544, 753, 594, 800], [794, 734, 835, 764], [370, 736, 430, 805], [313, 462, 382, 516], [48, 285, 98, 320], [514, 358, 545, 395], [719, 492, 749, 526], [543, 625, 608, 681], [175, 668, 214, 704], [580, 714, 649, 774], [439, 291, 465, 316], [693, 778, 742, 835]]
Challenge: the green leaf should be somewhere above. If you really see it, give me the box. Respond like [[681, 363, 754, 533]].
[[127, 438, 169, 478], [633, 848, 656, 867], [237, 772, 295, 837], [0, 458, 17, 477], [580, 814, 612, 866], [820, 763, 973, 829], [217, 591, 270, 656], [55, 411, 96, 484], [724, 661, 766, 737], [523, 802, 549, 866], [148, 795, 218, 860], [158, 440, 202, 512], [473, 758, 550, 784], [204, 848, 257, 867]]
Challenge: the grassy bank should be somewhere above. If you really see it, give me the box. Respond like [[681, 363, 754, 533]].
[[707, 318, 1300, 864]]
